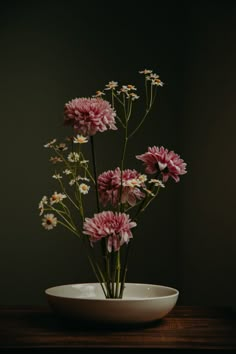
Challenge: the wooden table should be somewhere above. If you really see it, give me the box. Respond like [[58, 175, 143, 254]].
[[0, 306, 235, 353]]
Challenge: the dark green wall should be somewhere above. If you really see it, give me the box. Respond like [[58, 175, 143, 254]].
[[0, 1, 235, 307]]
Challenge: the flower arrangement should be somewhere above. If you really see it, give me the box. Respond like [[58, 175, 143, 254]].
[[39, 69, 187, 299]]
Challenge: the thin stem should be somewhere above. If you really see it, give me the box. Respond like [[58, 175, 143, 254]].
[[87, 255, 107, 297], [128, 82, 158, 138], [112, 92, 126, 127], [90, 136, 100, 212], [90, 135, 108, 275], [116, 115, 126, 128], [58, 179, 81, 213], [135, 185, 162, 220], [152, 86, 158, 105], [80, 151, 95, 183], [57, 220, 80, 237], [52, 146, 72, 172], [118, 125, 128, 212], [115, 250, 121, 297], [123, 93, 127, 119], [111, 90, 115, 108], [145, 77, 149, 109], [139, 187, 161, 214], [149, 82, 153, 108], [113, 92, 125, 106], [60, 202, 77, 229], [127, 99, 133, 121], [111, 250, 115, 297], [82, 236, 107, 298], [50, 206, 78, 232], [77, 184, 84, 220], [128, 108, 150, 139], [105, 251, 112, 297], [119, 243, 131, 298]]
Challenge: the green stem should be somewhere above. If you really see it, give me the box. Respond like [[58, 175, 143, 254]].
[[127, 99, 133, 121], [50, 206, 78, 232], [149, 82, 153, 108], [139, 187, 161, 214], [115, 250, 121, 297], [58, 179, 81, 214], [116, 115, 126, 128], [152, 86, 158, 105], [60, 202, 77, 229], [111, 90, 115, 108], [111, 250, 116, 297], [87, 254, 107, 297], [113, 92, 125, 106], [90, 136, 100, 213], [118, 126, 128, 212], [128, 81, 158, 139], [57, 220, 80, 237], [105, 251, 112, 298], [82, 236, 107, 298], [119, 243, 131, 298], [90, 136, 108, 289], [123, 93, 127, 119], [128, 108, 150, 139], [80, 151, 95, 183], [135, 185, 162, 220], [145, 77, 149, 109]]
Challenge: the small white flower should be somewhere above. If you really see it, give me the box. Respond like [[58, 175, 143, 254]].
[[79, 183, 90, 194], [63, 169, 72, 175], [52, 174, 63, 180], [150, 73, 160, 79], [39, 196, 48, 216], [117, 85, 129, 95], [129, 93, 140, 101], [42, 213, 57, 230], [125, 179, 141, 188], [73, 135, 88, 144], [39, 196, 48, 209], [149, 179, 165, 188], [49, 156, 63, 164], [139, 69, 153, 75], [127, 84, 137, 91], [92, 90, 105, 97], [55, 143, 68, 151], [151, 78, 164, 87], [80, 160, 89, 164], [69, 179, 76, 186], [138, 174, 147, 183], [77, 176, 90, 181], [50, 192, 67, 205], [120, 85, 128, 92], [68, 152, 80, 162], [104, 81, 118, 90], [44, 139, 56, 148]]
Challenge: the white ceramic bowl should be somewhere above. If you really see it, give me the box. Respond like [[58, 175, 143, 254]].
[[45, 283, 179, 325]]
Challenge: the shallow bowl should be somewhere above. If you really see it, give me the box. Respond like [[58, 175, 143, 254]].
[[45, 282, 179, 325]]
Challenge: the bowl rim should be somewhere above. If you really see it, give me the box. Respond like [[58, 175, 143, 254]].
[[45, 282, 179, 301]]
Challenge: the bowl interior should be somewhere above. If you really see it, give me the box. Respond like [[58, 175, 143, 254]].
[[45, 283, 178, 300]]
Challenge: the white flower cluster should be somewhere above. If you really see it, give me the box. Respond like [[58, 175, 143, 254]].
[[40, 134, 91, 231]]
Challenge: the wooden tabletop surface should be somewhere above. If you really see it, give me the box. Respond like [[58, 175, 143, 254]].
[[0, 306, 235, 352]]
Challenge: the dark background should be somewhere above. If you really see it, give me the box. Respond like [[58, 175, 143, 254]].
[[0, 0, 235, 307]]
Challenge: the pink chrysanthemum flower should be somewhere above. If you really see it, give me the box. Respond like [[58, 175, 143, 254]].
[[136, 146, 187, 182], [64, 97, 117, 136], [83, 211, 136, 252], [98, 168, 146, 207]]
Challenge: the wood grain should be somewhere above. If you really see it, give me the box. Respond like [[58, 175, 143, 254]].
[[0, 306, 235, 352]]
